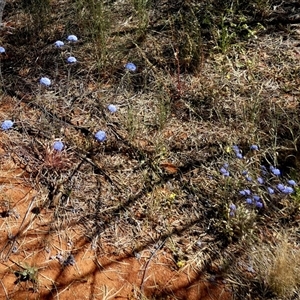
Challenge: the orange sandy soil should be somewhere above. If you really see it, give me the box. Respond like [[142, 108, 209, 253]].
[[0, 121, 231, 299]]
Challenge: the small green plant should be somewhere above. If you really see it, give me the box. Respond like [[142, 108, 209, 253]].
[[13, 262, 39, 291]]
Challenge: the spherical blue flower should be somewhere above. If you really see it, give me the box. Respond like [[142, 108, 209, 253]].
[[107, 104, 117, 113], [95, 130, 107, 142], [54, 40, 64, 48], [256, 202, 263, 208], [246, 176, 252, 182], [257, 177, 264, 184], [1, 120, 14, 130], [223, 163, 229, 169], [246, 198, 253, 204], [229, 211, 235, 217], [287, 179, 297, 186], [239, 190, 246, 196], [67, 56, 77, 63], [250, 145, 259, 151], [236, 152, 243, 159], [267, 187, 274, 194], [0, 46, 5, 53], [125, 62, 137, 72], [277, 183, 285, 192], [282, 186, 294, 194], [67, 35, 78, 42], [240, 189, 251, 196], [220, 167, 230, 176], [271, 168, 281, 176], [53, 141, 64, 151], [253, 195, 260, 202], [40, 77, 51, 86], [229, 203, 236, 211], [232, 145, 239, 152]]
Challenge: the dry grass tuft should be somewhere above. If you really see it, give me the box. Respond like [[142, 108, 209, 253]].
[[253, 233, 300, 298]]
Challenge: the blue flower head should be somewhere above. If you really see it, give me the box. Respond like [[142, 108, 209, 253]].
[[253, 195, 260, 202], [236, 152, 243, 159], [0, 46, 5, 54], [125, 62, 137, 72], [1, 120, 14, 130], [256, 202, 263, 208], [220, 167, 229, 176], [67, 56, 77, 63], [246, 198, 252, 204], [67, 35, 78, 42], [267, 187, 274, 194], [95, 130, 107, 142], [250, 144, 259, 151], [54, 40, 64, 48], [246, 176, 252, 182], [257, 177, 264, 184], [277, 183, 285, 192], [40, 77, 51, 86], [271, 168, 281, 176], [287, 179, 297, 186], [283, 186, 294, 194], [107, 104, 117, 113], [53, 141, 64, 151], [229, 203, 236, 211]]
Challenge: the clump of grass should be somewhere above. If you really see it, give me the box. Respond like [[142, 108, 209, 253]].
[[252, 233, 300, 298]]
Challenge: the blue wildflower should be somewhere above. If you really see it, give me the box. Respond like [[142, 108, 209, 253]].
[[1, 120, 14, 130], [246, 198, 252, 204], [271, 168, 281, 176], [229, 211, 235, 217], [67, 56, 77, 63], [229, 204, 236, 217], [253, 195, 260, 202], [267, 187, 274, 194], [220, 167, 230, 176], [256, 202, 263, 208], [0, 46, 5, 53], [287, 179, 297, 186], [107, 104, 117, 113], [277, 183, 285, 192], [250, 145, 259, 151], [282, 186, 294, 194], [54, 40, 64, 48], [232, 145, 239, 152], [257, 177, 264, 184], [246, 176, 252, 182], [223, 163, 229, 169], [229, 203, 236, 211], [240, 189, 251, 196], [95, 130, 107, 142], [244, 189, 251, 195], [125, 62, 137, 72], [239, 190, 247, 196], [40, 77, 51, 86], [53, 141, 64, 151], [67, 35, 78, 42], [236, 152, 243, 159]]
